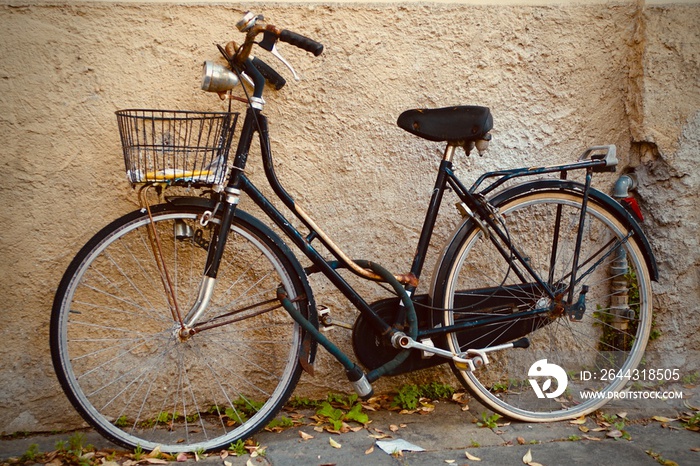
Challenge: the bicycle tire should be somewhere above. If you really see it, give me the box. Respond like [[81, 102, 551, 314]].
[[433, 182, 653, 422], [51, 202, 314, 452]]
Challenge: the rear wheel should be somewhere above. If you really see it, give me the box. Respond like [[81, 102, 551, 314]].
[[51, 204, 313, 452], [435, 187, 653, 421]]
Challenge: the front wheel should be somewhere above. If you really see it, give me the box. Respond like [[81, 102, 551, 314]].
[[434, 186, 653, 422], [51, 203, 314, 452]]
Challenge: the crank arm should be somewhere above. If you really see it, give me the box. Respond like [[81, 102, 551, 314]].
[[393, 333, 529, 371]]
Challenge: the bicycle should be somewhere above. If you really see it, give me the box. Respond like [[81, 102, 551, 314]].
[[50, 11, 657, 453]]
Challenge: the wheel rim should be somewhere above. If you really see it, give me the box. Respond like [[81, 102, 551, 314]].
[[54, 209, 303, 451], [443, 192, 652, 421]]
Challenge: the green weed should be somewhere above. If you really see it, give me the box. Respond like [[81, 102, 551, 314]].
[[287, 396, 320, 409], [315, 399, 369, 431], [390, 382, 456, 410], [476, 412, 502, 429], [681, 372, 699, 385], [266, 416, 295, 430], [20, 443, 41, 462], [228, 439, 247, 456], [392, 384, 422, 410], [133, 444, 144, 461]]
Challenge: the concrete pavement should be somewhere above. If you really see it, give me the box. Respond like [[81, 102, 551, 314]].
[[2, 385, 698, 465]]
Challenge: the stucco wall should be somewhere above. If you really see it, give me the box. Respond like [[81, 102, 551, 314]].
[[0, 0, 698, 433]]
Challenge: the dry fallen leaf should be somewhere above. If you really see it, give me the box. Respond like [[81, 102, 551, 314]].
[[365, 445, 374, 455], [420, 401, 436, 412], [517, 437, 526, 445], [579, 425, 590, 433], [583, 435, 602, 441], [147, 446, 162, 458], [224, 461, 232, 466], [683, 400, 700, 411], [606, 429, 623, 438], [569, 415, 587, 425], [299, 430, 314, 441], [652, 416, 675, 423], [390, 424, 399, 432], [176, 452, 188, 462], [465, 450, 482, 461], [523, 448, 533, 464], [329, 437, 342, 449]]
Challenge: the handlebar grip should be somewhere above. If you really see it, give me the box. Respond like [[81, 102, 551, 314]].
[[279, 29, 324, 56], [252, 56, 286, 90]]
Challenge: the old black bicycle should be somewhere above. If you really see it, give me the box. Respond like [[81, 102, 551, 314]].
[[51, 11, 657, 453]]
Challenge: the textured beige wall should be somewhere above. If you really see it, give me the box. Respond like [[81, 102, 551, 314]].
[[0, 1, 698, 432]]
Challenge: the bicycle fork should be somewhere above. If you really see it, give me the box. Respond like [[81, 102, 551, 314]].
[[174, 187, 242, 338]]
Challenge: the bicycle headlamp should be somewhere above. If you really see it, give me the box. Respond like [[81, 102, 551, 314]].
[[201, 61, 240, 93]]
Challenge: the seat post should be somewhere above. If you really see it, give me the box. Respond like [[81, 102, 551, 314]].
[[443, 143, 459, 163]]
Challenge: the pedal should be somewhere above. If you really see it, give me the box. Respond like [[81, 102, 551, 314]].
[[420, 338, 436, 359], [317, 305, 353, 330]]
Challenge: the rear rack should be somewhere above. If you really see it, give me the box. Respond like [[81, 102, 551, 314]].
[[469, 145, 617, 197]]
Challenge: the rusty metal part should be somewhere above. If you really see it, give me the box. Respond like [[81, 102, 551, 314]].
[[299, 337, 315, 376], [550, 292, 566, 318], [233, 23, 283, 66], [138, 185, 184, 328], [294, 203, 418, 287], [191, 295, 303, 334]]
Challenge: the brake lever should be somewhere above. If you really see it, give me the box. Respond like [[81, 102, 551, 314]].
[[270, 45, 300, 81], [259, 30, 301, 81]]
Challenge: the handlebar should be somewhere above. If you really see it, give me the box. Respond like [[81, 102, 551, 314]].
[[204, 12, 323, 103], [251, 56, 286, 90], [278, 29, 324, 56], [233, 12, 323, 63]]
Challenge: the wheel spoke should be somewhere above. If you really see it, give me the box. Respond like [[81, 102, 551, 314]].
[[439, 188, 652, 422], [51, 206, 308, 452]]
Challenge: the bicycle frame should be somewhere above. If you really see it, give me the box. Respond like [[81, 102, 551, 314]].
[[186, 105, 619, 385], [49, 16, 662, 451]]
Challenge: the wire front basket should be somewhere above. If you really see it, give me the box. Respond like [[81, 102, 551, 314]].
[[116, 109, 239, 186]]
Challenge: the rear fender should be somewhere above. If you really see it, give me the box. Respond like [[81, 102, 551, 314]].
[[489, 180, 658, 281], [430, 179, 658, 306]]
